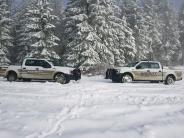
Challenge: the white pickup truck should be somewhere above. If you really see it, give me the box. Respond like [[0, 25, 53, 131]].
[[0, 58, 81, 84], [106, 60, 183, 85]]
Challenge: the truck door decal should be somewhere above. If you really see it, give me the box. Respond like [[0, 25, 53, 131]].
[[19, 69, 54, 79]]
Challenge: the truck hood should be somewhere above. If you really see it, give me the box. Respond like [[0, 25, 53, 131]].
[[163, 66, 174, 70], [54, 66, 74, 74], [163, 66, 182, 71], [115, 67, 134, 73]]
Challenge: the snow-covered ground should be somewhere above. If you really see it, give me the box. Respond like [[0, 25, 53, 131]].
[[0, 76, 184, 138]]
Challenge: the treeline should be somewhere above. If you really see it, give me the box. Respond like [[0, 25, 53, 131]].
[[0, 0, 184, 67]]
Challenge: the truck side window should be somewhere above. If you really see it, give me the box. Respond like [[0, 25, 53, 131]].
[[25, 60, 37, 66], [25, 60, 51, 68], [39, 60, 51, 68], [149, 63, 160, 69], [136, 62, 149, 69]]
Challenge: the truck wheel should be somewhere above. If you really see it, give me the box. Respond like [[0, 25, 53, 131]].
[[7, 72, 17, 82], [165, 75, 175, 85], [122, 74, 133, 83], [54, 73, 69, 84]]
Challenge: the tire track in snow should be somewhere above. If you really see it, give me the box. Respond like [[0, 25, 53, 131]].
[[26, 107, 71, 138], [27, 94, 184, 138], [141, 107, 184, 138], [69, 93, 184, 107], [25, 92, 91, 138], [121, 95, 184, 106], [36, 107, 71, 138]]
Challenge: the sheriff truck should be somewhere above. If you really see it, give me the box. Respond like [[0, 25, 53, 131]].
[[106, 60, 183, 85], [0, 58, 81, 84]]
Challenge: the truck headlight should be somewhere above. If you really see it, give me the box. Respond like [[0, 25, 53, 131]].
[[116, 69, 121, 73]]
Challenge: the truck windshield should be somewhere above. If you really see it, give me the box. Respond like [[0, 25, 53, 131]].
[[48, 61, 54, 66], [124, 62, 139, 67]]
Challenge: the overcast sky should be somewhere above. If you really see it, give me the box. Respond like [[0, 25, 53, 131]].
[[173, 0, 183, 10]]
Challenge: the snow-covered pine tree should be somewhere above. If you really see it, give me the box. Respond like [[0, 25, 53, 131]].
[[89, 0, 136, 65], [28, 0, 60, 60], [158, 0, 181, 65], [51, 0, 64, 16], [51, 0, 65, 63], [121, 0, 150, 61], [0, 0, 12, 65], [15, 2, 36, 63], [178, 2, 184, 65], [64, 0, 114, 67], [143, 0, 162, 61]]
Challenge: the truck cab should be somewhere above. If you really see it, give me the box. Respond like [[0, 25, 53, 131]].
[[129, 61, 163, 81]]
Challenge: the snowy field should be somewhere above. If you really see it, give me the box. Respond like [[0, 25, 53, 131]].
[[0, 76, 184, 138]]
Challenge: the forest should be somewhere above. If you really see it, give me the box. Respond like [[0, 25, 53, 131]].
[[0, 0, 184, 68]]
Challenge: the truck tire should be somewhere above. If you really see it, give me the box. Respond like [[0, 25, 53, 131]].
[[7, 72, 17, 82], [165, 75, 175, 85], [121, 74, 133, 83], [54, 73, 70, 84]]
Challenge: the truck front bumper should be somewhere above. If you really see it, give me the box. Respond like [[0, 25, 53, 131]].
[[105, 69, 121, 82], [69, 69, 81, 81]]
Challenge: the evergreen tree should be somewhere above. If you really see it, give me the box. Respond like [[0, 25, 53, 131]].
[[64, 0, 136, 67], [51, 0, 64, 16], [64, 0, 114, 67], [143, 0, 162, 61], [158, 0, 181, 65], [121, 0, 150, 60], [90, 0, 136, 65], [28, 0, 60, 60], [15, 2, 35, 62], [178, 2, 184, 65], [51, 0, 65, 64], [0, 0, 12, 65]]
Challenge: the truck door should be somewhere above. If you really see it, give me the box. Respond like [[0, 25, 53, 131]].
[[21, 59, 42, 79], [37, 60, 55, 79], [20, 59, 39, 79], [21, 59, 54, 79], [148, 62, 162, 81], [133, 62, 151, 81]]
